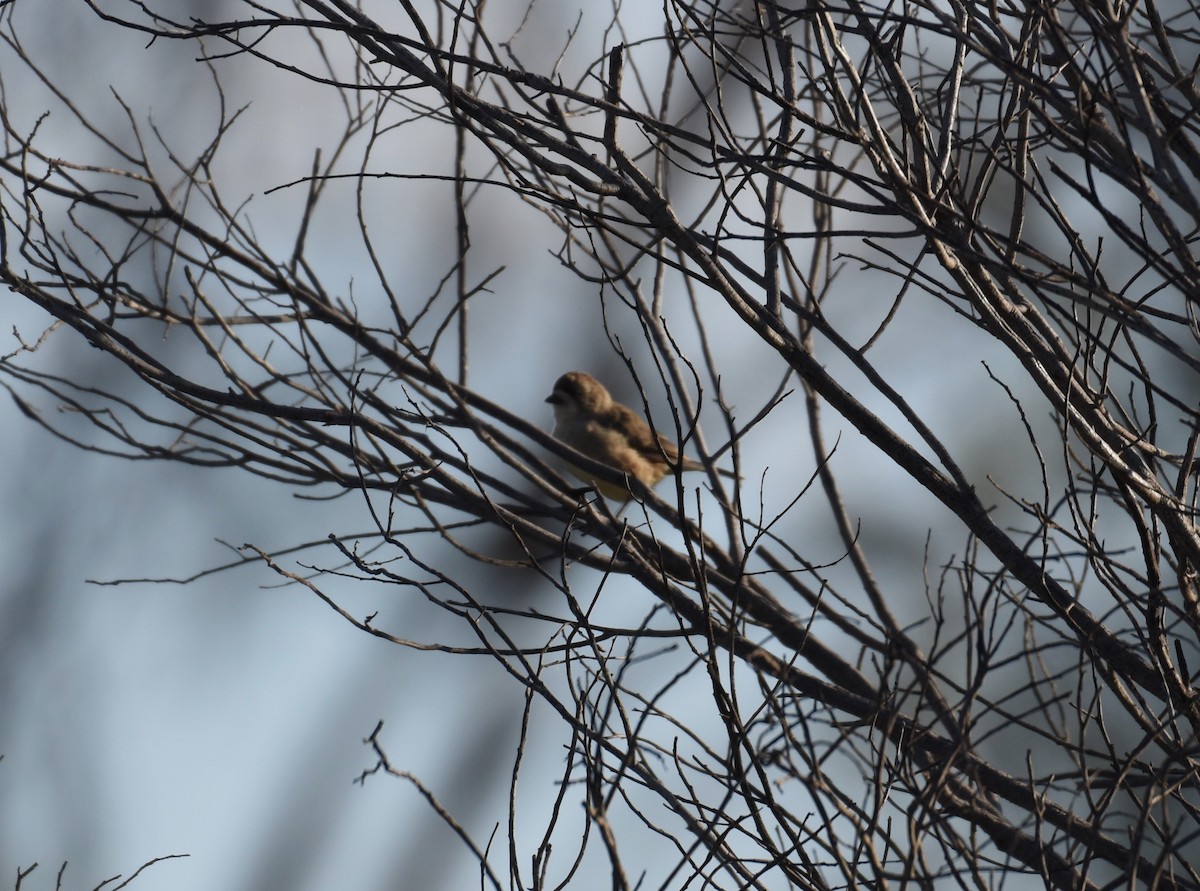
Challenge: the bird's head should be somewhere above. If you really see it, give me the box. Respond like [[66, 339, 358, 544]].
[[545, 371, 612, 421]]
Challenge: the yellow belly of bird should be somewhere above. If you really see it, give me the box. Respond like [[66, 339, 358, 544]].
[[563, 462, 641, 501]]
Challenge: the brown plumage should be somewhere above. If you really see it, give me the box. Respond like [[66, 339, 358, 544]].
[[544, 371, 732, 499]]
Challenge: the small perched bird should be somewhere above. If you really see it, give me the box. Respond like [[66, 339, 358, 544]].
[[545, 370, 734, 500]]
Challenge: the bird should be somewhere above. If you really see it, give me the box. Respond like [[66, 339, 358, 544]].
[[544, 370, 735, 500]]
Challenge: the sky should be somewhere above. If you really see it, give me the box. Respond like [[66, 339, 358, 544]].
[[0, 3, 1082, 890]]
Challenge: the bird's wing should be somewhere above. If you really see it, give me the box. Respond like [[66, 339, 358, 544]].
[[610, 403, 731, 478], [601, 403, 676, 466], [624, 407, 691, 467]]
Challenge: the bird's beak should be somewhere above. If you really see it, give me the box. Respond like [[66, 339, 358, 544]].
[[545, 393, 560, 404]]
